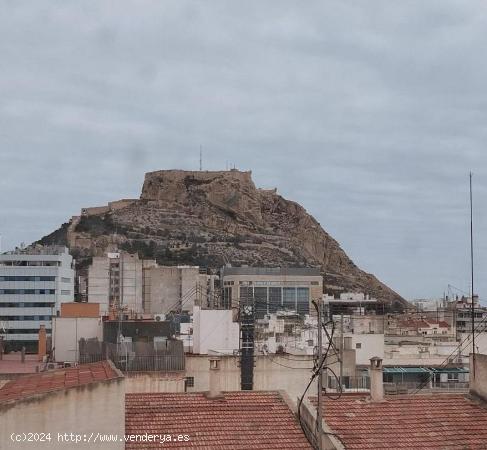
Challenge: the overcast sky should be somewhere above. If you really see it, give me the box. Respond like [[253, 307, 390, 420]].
[[1, 1, 486, 300]]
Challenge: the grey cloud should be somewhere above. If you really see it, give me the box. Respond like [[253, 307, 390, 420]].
[[1, 0, 487, 300]]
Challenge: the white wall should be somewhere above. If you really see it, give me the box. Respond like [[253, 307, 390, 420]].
[[0, 378, 124, 449], [52, 317, 102, 362], [347, 333, 384, 365], [192, 306, 239, 354], [185, 354, 318, 406]]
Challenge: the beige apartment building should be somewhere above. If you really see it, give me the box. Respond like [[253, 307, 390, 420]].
[[221, 267, 323, 318], [87, 252, 216, 316], [143, 265, 213, 315], [88, 252, 149, 315]]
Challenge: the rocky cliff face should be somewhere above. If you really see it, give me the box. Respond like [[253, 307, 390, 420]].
[[38, 169, 406, 307]]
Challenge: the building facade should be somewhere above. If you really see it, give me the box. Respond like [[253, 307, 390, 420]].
[[88, 252, 150, 315], [87, 252, 216, 316], [0, 246, 74, 352], [143, 265, 210, 315], [221, 267, 322, 318]]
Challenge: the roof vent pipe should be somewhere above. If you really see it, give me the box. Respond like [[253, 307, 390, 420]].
[[370, 356, 384, 402], [206, 356, 224, 400]]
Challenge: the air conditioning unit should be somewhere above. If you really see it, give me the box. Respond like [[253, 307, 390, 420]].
[[154, 314, 166, 322]]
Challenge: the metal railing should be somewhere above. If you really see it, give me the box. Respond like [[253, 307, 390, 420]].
[[384, 381, 468, 394], [78, 338, 185, 372], [326, 377, 469, 394]]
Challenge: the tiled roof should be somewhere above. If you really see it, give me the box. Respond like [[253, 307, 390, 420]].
[[313, 393, 487, 449], [0, 361, 120, 404], [126, 391, 312, 449]]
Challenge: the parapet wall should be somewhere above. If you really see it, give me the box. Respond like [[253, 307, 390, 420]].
[[470, 353, 487, 402]]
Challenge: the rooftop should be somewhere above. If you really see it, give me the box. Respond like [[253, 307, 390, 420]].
[[313, 393, 487, 449], [126, 391, 312, 449], [0, 245, 69, 257], [0, 361, 120, 404], [0, 354, 43, 375], [222, 267, 321, 277]]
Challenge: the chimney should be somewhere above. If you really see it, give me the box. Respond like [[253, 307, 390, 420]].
[[38, 325, 47, 362], [206, 356, 223, 399], [369, 356, 384, 402]]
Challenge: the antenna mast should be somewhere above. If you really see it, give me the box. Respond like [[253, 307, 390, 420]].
[[470, 172, 475, 376]]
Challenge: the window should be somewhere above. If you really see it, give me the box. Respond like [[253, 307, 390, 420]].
[[222, 287, 232, 309], [296, 288, 309, 315], [61, 290, 71, 295], [0, 276, 55, 281], [447, 372, 459, 382], [185, 376, 194, 388], [254, 287, 267, 319], [0, 289, 55, 295], [283, 287, 296, 310], [61, 277, 71, 283], [268, 287, 282, 313], [355, 343, 362, 349]]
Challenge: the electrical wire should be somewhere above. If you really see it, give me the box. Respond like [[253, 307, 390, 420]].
[[297, 300, 343, 447], [411, 314, 487, 394]]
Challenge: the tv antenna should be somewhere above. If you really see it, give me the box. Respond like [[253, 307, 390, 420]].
[[469, 172, 476, 376]]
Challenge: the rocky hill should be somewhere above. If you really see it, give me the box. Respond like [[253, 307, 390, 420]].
[[38, 169, 407, 308]]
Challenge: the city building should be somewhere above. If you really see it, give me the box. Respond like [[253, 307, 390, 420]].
[[323, 292, 381, 317], [87, 252, 216, 316], [0, 246, 74, 352], [305, 355, 487, 449], [454, 296, 487, 335], [143, 265, 212, 315], [88, 252, 149, 315], [221, 267, 323, 318], [52, 303, 102, 363]]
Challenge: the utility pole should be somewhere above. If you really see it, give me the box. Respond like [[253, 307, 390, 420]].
[[199, 146, 203, 171], [316, 300, 323, 450], [340, 313, 344, 388]]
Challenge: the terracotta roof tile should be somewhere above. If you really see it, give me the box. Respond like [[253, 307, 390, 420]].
[[0, 361, 120, 404], [312, 393, 487, 449], [126, 391, 312, 449]]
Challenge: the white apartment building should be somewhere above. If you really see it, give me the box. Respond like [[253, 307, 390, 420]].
[[0, 246, 74, 352]]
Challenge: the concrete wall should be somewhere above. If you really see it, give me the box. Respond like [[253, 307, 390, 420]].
[[88, 253, 145, 315], [119, 253, 144, 314], [192, 307, 239, 354], [300, 398, 344, 450], [52, 317, 102, 363], [0, 378, 124, 449], [60, 302, 100, 318], [88, 257, 110, 314], [347, 333, 384, 365], [124, 372, 185, 393], [186, 354, 317, 404], [470, 353, 487, 402], [144, 266, 204, 315]]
